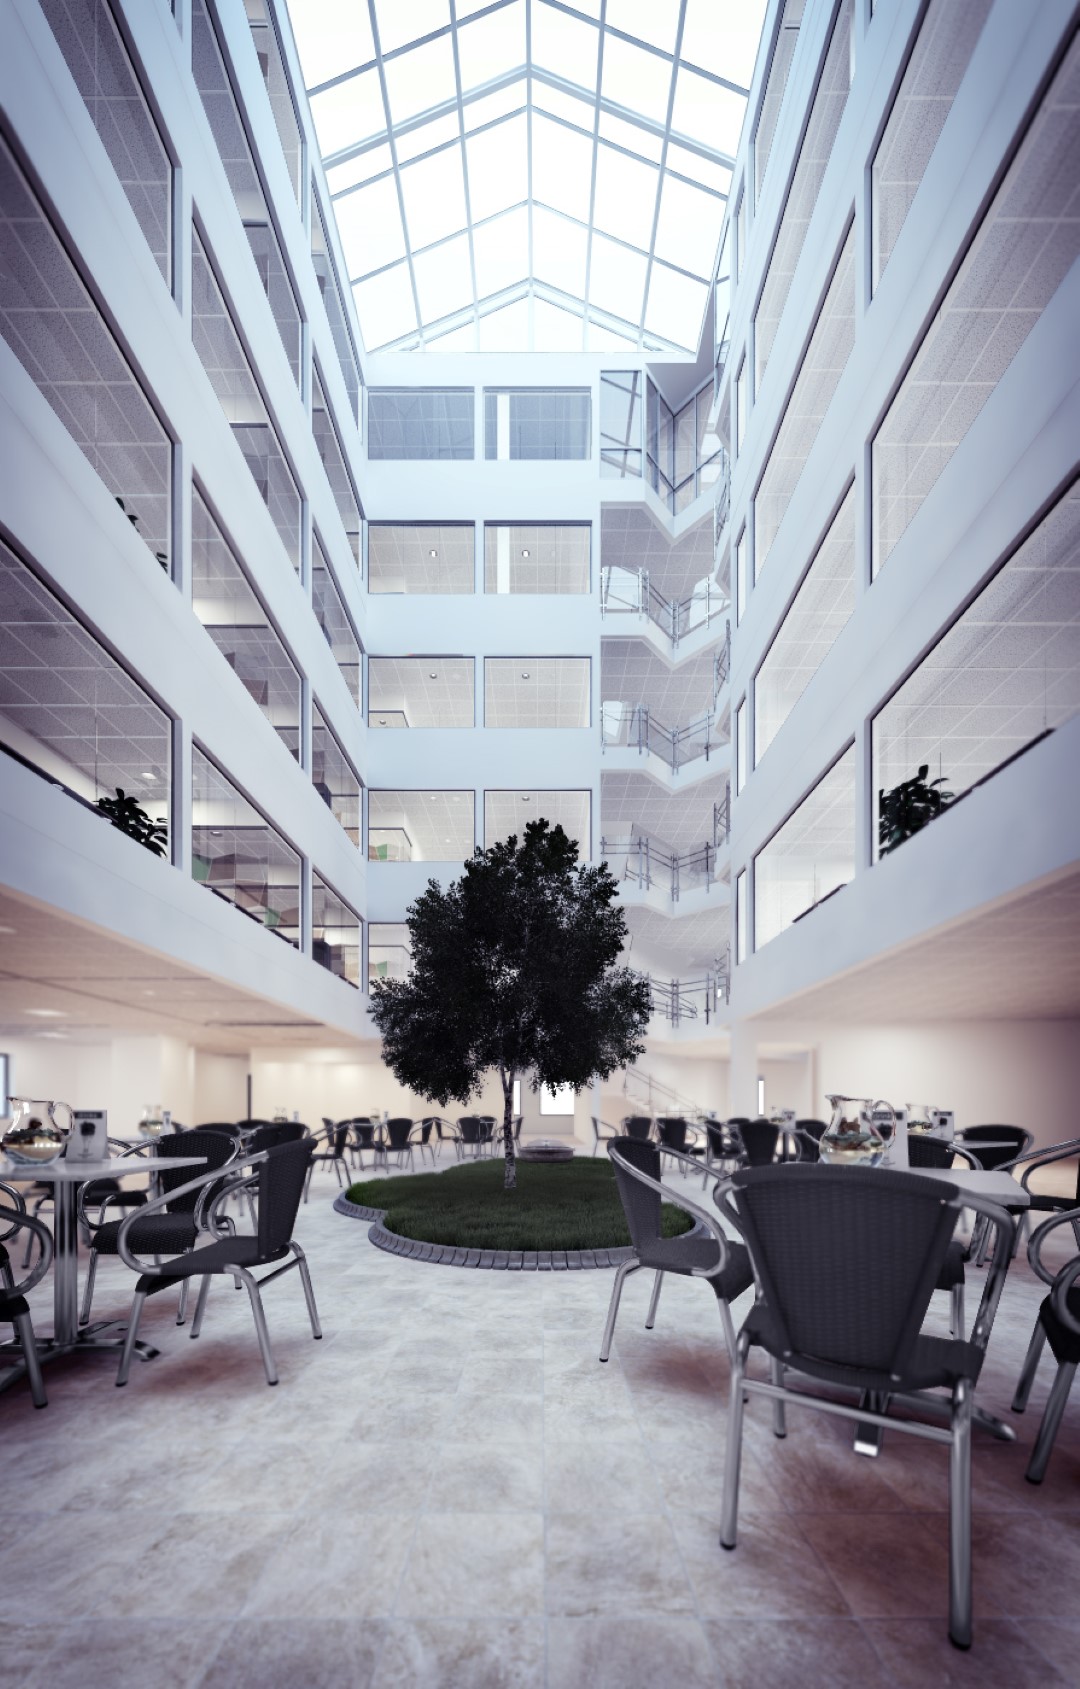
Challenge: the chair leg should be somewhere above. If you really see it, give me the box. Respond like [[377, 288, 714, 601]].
[[190, 1275, 212, 1339], [645, 1269, 664, 1330], [303, 1164, 313, 1204], [13, 1311, 47, 1408], [176, 1279, 190, 1327], [1024, 1361, 1076, 1485], [79, 1251, 98, 1327], [599, 1258, 640, 1362], [116, 1291, 148, 1387], [770, 1356, 787, 1439], [716, 1297, 738, 1363], [292, 1244, 322, 1338], [1011, 1321, 1047, 1413], [721, 1336, 749, 1549], [240, 1269, 278, 1385], [950, 1282, 965, 1339], [948, 1379, 973, 1649]]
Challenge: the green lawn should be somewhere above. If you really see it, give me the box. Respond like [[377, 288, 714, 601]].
[[345, 1157, 694, 1252]]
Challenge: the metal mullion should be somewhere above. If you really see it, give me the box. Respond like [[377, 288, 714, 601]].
[[532, 68, 736, 169], [309, 0, 516, 96], [526, 0, 535, 346], [332, 101, 528, 200], [365, 0, 423, 346], [540, 0, 748, 97], [639, 0, 686, 349], [582, 0, 605, 344], [350, 202, 529, 287], [448, 1, 480, 349]]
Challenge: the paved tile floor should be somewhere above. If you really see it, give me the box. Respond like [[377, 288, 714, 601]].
[[1, 1152, 1077, 1688]]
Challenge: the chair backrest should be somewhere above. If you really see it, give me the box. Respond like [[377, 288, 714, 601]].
[[727, 1116, 751, 1128], [350, 1121, 375, 1147], [459, 1116, 481, 1143], [793, 1119, 828, 1164], [478, 1116, 496, 1141], [906, 1134, 957, 1170], [622, 1116, 653, 1140], [739, 1119, 780, 1167], [416, 1120, 434, 1144], [609, 1136, 663, 1254], [249, 1121, 307, 1152], [157, 1129, 238, 1212], [730, 1165, 960, 1377], [332, 1124, 351, 1155], [256, 1139, 315, 1257], [960, 1125, 1033, 1171], [657, 1117, 689, 1152], [386, 1117, 413, 1150]]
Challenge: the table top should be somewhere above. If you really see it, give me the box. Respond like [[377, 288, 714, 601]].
[[911, 1167, 1029, 1207], [0, 1154, 207, 1184]]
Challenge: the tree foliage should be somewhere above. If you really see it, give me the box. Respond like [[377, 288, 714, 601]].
[[878, 764, 953, 857], [369, 820, 651, 1189]]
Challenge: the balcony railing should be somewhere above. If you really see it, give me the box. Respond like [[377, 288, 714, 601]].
[[601, 638, 731, 775], [600, 567, 730, 649], [648, 960, 730, 1026], [600, 830, 725, 902]]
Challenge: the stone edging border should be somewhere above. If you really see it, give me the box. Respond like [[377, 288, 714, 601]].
[[333, 1191, 705, 1271], [333, 1191, 636, 1270]]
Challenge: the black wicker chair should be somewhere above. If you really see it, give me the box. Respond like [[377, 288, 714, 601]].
[[621, 1115, 654, 1141], [906, 1136, 985, 1335], [79, 1128, 241, 1328], [998, 1135, 1080, 1257], [114, 1139, 321, 1388], [458, 1116, 484, 1159], [1011, 1206, 1080, 1483], [716, 1164, 1014, 1650], [656, 1116, 704, 1172], [736, 1118, 781, 1167], [791, 1119, 829, 1163], [409, 1119, 437, 1168], [384, 1117, 415, 1171], [600, 1137, 753, 1363], [0, 1183, 53, 1408], [954, 1124, 1034, 1171], [303, 1123, 352, 1199]]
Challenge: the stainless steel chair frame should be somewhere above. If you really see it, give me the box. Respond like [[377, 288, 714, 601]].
[[716, 1179, 1013, 1651], [0, 1187, 54, 1407], [601, 1142, 743, 1365], [114, 1152, 321, 1388], [1010, 1205, 1080, 1483]]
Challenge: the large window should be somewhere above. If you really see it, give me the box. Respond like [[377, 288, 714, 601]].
[[484, 790, 591, 856], [245, 0, 303, 205], [0, 534, 170, 836], [0, 135, 172, 575], [755, 0, 854, 387], [312, 704, 361, 844], [191, 0, 302, 383], [754, 486, 856, 763], [368, 922, 410, 983], [191, 488, 300, 757], [754, 746, 855, 950], [191, 224, 301, 569], [754, 222, 855, 579], [368, 791, 474, 863], [191, 747, 300, 945], [311, 190, 361, 422], [754, 0, 802, 197], [484, 525, 590, 595], [311, 536, 361, 706], [647, 380, 723, 513], [367, 523, 474, 594], [484, 390, 590, 461], [39, 0, 172, 285], [873, 38, 1080, 575], [312, 871, 361, 987], [485, 660, 591, 729], [368, 658, 474, 729], [871, 0, 992, 292], [600, 371, 642, 479], [873, 481, 1080, 855], [311, 365, 362, 566], [367, 389, 474, 460]]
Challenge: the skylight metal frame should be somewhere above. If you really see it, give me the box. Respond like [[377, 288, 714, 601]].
[[290, 0, 761, 353]]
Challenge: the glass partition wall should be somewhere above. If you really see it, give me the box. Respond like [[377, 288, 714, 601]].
[[191, 746, 300, 944]]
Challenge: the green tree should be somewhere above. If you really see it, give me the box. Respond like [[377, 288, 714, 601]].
[[369, 820, 652, 1191]]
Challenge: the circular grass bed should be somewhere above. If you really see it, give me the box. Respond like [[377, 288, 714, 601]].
[[344, 1158, 694, 1254]]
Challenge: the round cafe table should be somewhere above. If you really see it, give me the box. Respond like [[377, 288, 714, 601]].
[[0, 1151, 205, 1394]]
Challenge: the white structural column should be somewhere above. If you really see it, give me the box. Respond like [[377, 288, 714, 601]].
[[728, 1019, 758, 1118]]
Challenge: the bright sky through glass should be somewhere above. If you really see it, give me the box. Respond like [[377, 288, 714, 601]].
[[285, 0, 768, 353]]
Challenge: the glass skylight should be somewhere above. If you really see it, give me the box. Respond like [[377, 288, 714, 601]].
[[285, 0, 768, 353]]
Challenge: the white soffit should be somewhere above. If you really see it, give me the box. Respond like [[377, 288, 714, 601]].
[[285, 0, 768, 353]]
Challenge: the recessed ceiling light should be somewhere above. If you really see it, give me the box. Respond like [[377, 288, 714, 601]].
[[140, 771, 154, 779], [429, 671, 438, 679], [521, 671, 530, 679], [521, 548, 530, 558], [27, 1008, 65, 1018], [378, 718, 387, 725], [429, 548, 438, 558], [522, 795, 532, 802]]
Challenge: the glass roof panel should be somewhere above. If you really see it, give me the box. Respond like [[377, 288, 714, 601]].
[[288, 0, 769, 351]]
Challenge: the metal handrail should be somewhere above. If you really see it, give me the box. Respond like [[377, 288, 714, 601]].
[[599, 831, 725, 902], [600, 565, 730, 648]]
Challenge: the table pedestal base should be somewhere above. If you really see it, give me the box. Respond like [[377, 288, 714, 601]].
[[0, 1322, 159, 1395]]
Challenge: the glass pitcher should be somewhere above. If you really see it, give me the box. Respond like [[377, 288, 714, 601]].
[[3, 1096, 73, 1164], [820, 1096, 893, 1167], [905, 1104, 938, 1136]]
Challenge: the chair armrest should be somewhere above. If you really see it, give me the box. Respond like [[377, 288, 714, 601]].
[[945, 1143, 983, 1171], [607, 1143, 738, 1280], [0, 1210, 54, 1295], [953, 1189, 1015, 1354], [0, 1180, 28, 1243], [116, 1153, 267, 1275], [1027, 1205, 1080, 1289], [1050, 1255, 1080, 1338], [1005, 1136, 1080, 1190]]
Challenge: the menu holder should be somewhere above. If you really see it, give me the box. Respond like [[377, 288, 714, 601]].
[[66, 1109, 109, 1162]]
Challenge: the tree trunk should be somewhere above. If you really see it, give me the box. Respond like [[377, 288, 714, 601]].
[[501, 1067, 517, 1192]]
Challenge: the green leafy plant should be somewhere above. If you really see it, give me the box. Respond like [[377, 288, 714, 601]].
[[369, 819, 652, 1192], [95, 787, 168, 857], [878, 764, 953, 857], [116, 496, 167, 571]]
